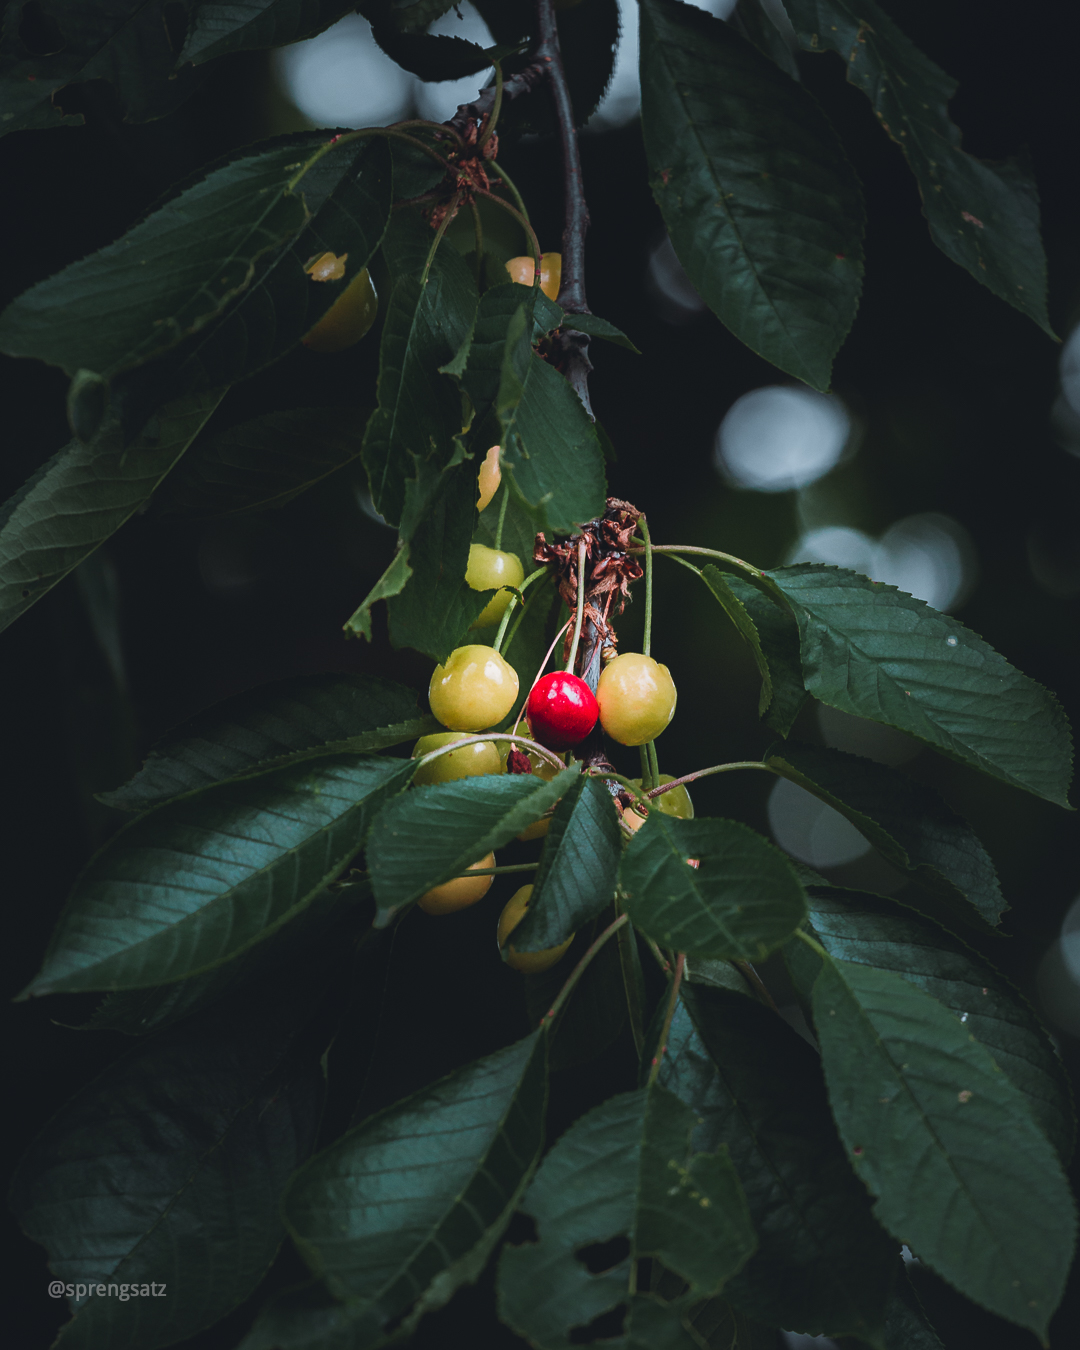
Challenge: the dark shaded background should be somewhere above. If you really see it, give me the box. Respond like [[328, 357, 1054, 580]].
[[3, 2, 1079, 1345]]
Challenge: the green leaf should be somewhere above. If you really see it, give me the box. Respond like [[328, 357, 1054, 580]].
[[386, 460, 492, 661], [361, 0, 497, 81], [785, 0, 1053, 335], [343, 546, 414, 643], [180, 0, 359, 65], [766, 564, 1074, 807], [363, 228, 478, 527], [160, 406, 369, 516], [463, 284, 607, 535], [10, 980, 325, 1349], [785, 888, 1075, 1163], [473, 479, 543, 571], [620, 814, 808, 961], [498, 1084, 757, 1348], [639, 0, 865, 389], [564, 312, 641, 353], [283, 1032, 547, 1345], [367, 767, 579, 924], [661, 984, 896, 1339], [24, 756, 412, 996], [766, 742, 1005, 931], [79, 881, 369, 1036], [0, 142, 314, 379], [99, 672, 433, 812], [510, 775, 622, 952], [0, 388, 226, 635], [700, 566, 806, 735], [523, 915, 627, 1072], [0, 2, 205, 136], [811, 958, 1076, 1338]]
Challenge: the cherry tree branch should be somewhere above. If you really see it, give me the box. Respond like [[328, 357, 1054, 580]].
[[445, 60, 548, 141], [536, 0, 594, 415]]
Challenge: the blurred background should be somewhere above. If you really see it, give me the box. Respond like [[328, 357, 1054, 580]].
[[3, 1, 1079, 1346]]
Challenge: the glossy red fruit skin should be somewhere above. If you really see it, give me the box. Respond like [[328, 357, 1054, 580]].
[[526, 672, 599, 751]]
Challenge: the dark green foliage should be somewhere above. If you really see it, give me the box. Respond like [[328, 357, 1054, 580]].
[[180, 1, 361, 65], [11, 980, 326, 1349], [510, 775, 622, 952], [765, 741, 1006, 930], [767, 564, 1075, 806], [785, 0, 1053, 334], [640, 0, 865, 390], [811, 958, 1076, 1339]]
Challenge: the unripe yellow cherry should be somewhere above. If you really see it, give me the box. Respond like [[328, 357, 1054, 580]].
[[429, 645, 520, 731], [631, 774, 694, 820], [498, 885, 574, 972], [418, 852, 495, 914], [477, 445, 502, 511], [412, 732, 503, 785], [505, 252, 562, 303], [466, 544, 524, 628], [596, 653, 677, 746], [301, 267, 378, 352]]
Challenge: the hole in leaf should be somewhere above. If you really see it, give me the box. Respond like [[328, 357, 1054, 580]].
[[504, 1210, 538, 1246], [569, 1304, 628, 1343], [573, 1234, 630, 1275], [19, 1, 65, 55]]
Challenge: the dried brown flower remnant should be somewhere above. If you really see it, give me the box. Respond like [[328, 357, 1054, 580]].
[[534, 498, 644, 664], [428, 117, 500, 232]]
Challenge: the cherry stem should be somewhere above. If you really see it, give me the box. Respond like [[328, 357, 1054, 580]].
[[647, 741, 661, 792], [415, 730, 565, 774], [474, 187, 543, 270], [492, 565, 546, 654], [541, 912, 630, 1029], [487, 161, 533, 243], [565, 537, 587, 673], [646, 952, 686, 1089], [493, 484, 510, 551], [498, 569, 552, 658], [421, 190, 463, 285], [512, 617, 573, 737], [640, 515, 654, 658], [477, 60, 504, 152], [453, 862, 538, 878], [638, 745, 653, 791], [470, 198, 484, 288], [646, 760, 777, 799]]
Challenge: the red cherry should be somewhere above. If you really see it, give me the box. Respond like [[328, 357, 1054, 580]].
[[526, 672, 599, 751]]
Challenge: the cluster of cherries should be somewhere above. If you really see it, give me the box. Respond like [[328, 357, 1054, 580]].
[[410, 423, 691, 972]]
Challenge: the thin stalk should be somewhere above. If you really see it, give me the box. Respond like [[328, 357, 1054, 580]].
[[640, 514, 654, 657], [541, 912, 630, 1029], [475, 187, 543, 268], [421, 190, 462, 285], [629, 541, 765, 580], [646, 741, 661, 792], [492, 565, 545, 654], [470, 198, 484, 288], [494, 484, 510, 550], [638, 744, 652, 790], [415, 730, 564, 774], [646, 953, 686, 1089], [564, 537, 587, 673], [500, 570, 551, 658], [646, 760, 776, 799], [488, 161, 533, 240], [644, 934, 671, 974], [615, 902, 646, 1061], [454, 862, 538, 878], [732, 959, 780, 1012], [511, 616, 573, 737], [477, 61, 504, 151], [794, 926, 829, 959]]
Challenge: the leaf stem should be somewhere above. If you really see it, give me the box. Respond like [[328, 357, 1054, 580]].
[[732, 959, 780, 1011], [794, 926, 829, 959], [541, 912, 630, 1028], [565, 537, 588, 673], [629, 541, 766, 581], [646, 761, 776, 799], [640, 515, 654, 657], [499, 570, 551, 658], [646, 953, 686, 1088]]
